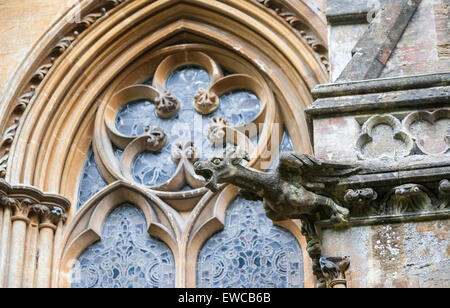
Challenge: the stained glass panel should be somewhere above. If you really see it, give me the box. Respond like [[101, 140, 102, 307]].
[[77, 147, 107, 209], [197, 198, 304, 288], [71, 204, 175, 288]]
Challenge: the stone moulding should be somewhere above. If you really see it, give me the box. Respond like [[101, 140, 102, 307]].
[[254, 0, 330, 73], [0, 0, 133, 181], [305, 72, 450, 149], [0, 179, 71, 213]]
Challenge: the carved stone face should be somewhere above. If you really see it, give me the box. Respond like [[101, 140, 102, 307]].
[[194, 147, 250, 192]]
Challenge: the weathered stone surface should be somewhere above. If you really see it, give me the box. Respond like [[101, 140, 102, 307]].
[[321, 220, 450, 288], [337, 0, 423, 82], [326, 0, 388, 25], [381, 0, 450, 78]]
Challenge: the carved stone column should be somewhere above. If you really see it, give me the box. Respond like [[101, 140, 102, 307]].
[[0, 194, 14, 287], [0, 180, 70, 288], [319, 256, 351, 288], [34, 205, 66, 288], [8, 198, 34, 287], [22, 211, 40, 288]]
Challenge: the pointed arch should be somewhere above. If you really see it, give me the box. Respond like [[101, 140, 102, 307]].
[[58, 181, 184, 288]]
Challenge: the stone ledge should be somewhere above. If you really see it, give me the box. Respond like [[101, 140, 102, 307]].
[[311, 72, 450, 99], [317, 210, 450, 229], [0, 179, 71, 211], [326, 0, 388, 25]]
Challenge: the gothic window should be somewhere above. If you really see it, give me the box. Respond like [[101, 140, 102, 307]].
[[71, 204, 175, 288], [197, 198, 304, 288], [71, 47, 306, 288]]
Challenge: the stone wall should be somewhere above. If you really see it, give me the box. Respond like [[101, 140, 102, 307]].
[[309, 0, 450, 288], [0, 0, 73, 100], [322, 220, 449, 288], [327, 0, 450, 81]]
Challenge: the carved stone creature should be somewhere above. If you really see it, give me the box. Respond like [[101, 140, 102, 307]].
[[384, 184, 435, 214], [194, 146, 361, 223]]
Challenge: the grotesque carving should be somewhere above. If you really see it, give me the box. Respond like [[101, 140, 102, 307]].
[[195, 146, 361, 288], [344, 188, 378, 216], [195, 147, 359, 223], [439, 180, 450, 208], [383, 184, 436, 215]]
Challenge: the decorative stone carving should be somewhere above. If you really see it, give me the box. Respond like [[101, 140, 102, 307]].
[[193, 88, 219, 115], [80, 8, 107, 28], [172, 141, 199, 164], [254, 0, 329, 72], [439, 180, 450, 208], [195, 147, 361, 287], [195, 146, 361, 222], [32, 204, 67, 226], [344, 188, 378, 216], [53, 31, 79, 54], [16, 86, 36, 111], [439, 179, 450, 195], [206, 117, 230, 145], [144, 126, 167, 151], [319, 256, 351, 288], [154, 91, 180, 119], [0, 154, 8, 179], [11, 198, 34, 221], [357, 114, 415, 160], [31, 58, 55, 82], [383, 184, 437, 215], [403, 109, 450, 156], [2, 119, 20, 146], [0, 193, 16, 209]]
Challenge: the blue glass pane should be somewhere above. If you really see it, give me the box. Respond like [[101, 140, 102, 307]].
[[269, 129, 294, 171], [71, 204, 175, 288], [77, 147, 107, 209], [216, 90, 261, 127], [132, 145, 177, 187], [166, 65, 211, 104], [115, 100, 155, 137], [197, 198, 304, 288]]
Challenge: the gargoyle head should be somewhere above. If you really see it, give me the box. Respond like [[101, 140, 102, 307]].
[[194, 146, 250, 192]]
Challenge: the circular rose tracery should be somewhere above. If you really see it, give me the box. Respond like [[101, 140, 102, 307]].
[[97, 50, 274, 194]]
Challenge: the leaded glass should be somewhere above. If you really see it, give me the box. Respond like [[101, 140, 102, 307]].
[[166, 65, 211, 104], [197, 198, 304, 288], [216, 90, 261, 126], [132, 145, 178, 187], [71, 204, 175, 288], [115, 99, 155, 137], [77, 147, 107, 209]]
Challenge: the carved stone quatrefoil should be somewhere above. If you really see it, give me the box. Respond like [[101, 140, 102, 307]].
[[403, 109, 450, 155], [357, 114, 414, 160]]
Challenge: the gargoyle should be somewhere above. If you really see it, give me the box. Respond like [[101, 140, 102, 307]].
[[194, 146, 361, 224], [194, 146, 361, 288]]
